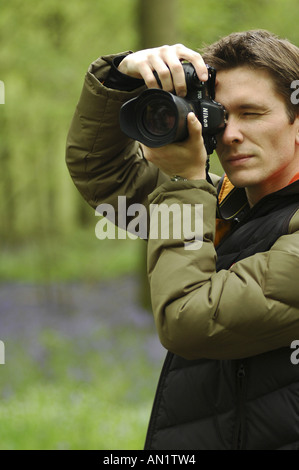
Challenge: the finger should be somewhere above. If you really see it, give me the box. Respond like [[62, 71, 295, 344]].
[[162, 55, 187, 96], [153, 46, 186, 96], [117, 50, 168, 88], [147, 55, 175, 92], [148, 44, 206, 96], [172, 44, 208, 81], [169, 61, 187, 97], [138, 62, 162, 89], [187, 112, 204, 143], [188, 112, 201, 128]]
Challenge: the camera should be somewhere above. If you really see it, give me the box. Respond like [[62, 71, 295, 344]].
[[119, 63, 227, 155]]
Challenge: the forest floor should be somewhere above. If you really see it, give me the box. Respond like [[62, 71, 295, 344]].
[[0, 276, 165, 449], [0, 276, 162, 358]]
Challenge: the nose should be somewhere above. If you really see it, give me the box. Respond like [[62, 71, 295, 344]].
[[220, 115, 244, 146]]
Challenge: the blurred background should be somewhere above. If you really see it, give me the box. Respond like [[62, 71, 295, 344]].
[[0, 0, 299, 450]]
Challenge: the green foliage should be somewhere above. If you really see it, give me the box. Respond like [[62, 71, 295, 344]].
[[178, 0, 299, 48], [1, 0, 298, 244], [0, 227, 143, 282], [1, 0, 299, 247], [0, 0, 139, 242]]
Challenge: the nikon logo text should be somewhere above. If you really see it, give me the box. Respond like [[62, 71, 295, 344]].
[[95, 196, 203, 251], [0, 81, 4, 104], [0, 341, 5, 365], [202, 107, 209, 127]]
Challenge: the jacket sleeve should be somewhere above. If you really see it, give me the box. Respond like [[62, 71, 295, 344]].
[[65, 53, 169, 221], [147, 181, 299, 360]]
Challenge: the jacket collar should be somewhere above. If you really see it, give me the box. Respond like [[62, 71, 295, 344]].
[[216, 174, 299, 221]]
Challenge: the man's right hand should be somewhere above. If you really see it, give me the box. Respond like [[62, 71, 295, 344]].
[[117, 44, 208, 97]]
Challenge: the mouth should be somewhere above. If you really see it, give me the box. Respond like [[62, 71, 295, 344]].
[[226, 154, 253, 166]]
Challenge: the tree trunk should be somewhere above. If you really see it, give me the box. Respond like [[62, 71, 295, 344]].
[[138, 0, 179, 49]]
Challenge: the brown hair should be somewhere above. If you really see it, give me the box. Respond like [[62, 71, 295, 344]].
[[201, 30, 299, 122]]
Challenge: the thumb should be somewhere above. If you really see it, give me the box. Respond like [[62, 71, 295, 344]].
[[187, 112, 203, 139]]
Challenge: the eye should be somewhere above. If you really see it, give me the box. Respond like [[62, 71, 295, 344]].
[[242, 112, 262, 119]]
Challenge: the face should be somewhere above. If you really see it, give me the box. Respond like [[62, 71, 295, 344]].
[[215, 67, 299, 205]]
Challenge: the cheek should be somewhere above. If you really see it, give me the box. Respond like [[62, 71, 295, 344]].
[[265, 128, 293, 157], [215, 137, 226, 158], [248, 120, 286, 158]]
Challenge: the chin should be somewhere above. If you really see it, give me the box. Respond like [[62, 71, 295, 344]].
[[225, 174, 249, 188], [225, 169, 261, 189]]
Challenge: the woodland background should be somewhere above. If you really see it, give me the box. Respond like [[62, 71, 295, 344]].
[[0, 0, 299, 450]]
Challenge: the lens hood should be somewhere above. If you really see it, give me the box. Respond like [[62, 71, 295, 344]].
[[119, 89, 192, 147]]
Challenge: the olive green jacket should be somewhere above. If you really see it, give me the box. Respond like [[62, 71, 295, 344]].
[[66, 54, 299, 361]]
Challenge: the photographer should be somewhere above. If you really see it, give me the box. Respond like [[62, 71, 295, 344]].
[[66, 30, 299, 450]]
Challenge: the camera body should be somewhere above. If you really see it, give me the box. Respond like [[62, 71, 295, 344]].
[[119, 63, 227, 155]]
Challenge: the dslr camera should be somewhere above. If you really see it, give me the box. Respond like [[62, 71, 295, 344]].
[[119, 63, 227, 155]]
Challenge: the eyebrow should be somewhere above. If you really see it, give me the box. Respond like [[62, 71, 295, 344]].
[[238, 103, 269, 111], [219, 99, 270, 113]]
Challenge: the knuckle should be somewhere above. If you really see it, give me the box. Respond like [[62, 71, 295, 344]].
[[146, 76, 159, 88], [176, 84, 186, 95], [174, 43, 185, 50], [158, 68, 170, 80], [172, 62, 183, 73], [160, 44, 170, 53]]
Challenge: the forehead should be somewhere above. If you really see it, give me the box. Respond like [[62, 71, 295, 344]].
[[215, 66, 278, 109]]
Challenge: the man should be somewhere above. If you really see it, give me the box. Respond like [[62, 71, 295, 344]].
[[66, 30, 299, 449]]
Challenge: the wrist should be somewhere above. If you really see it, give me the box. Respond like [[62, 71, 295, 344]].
[[102, 54, 145, 91]]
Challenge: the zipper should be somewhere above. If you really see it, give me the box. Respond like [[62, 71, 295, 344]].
[[233, 361, 247, 450]]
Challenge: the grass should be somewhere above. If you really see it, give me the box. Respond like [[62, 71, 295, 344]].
[[0, 227, 161, 450], [0, 327, 163, 450], [0, 226, 145, 282]]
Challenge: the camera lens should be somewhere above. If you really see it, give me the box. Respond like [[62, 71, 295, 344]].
[[142, 101, 176, 136], [120, 89, 191, 147]]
